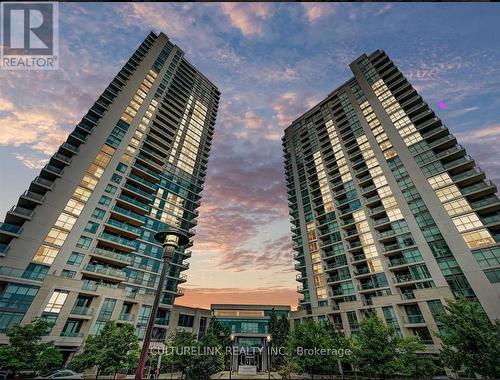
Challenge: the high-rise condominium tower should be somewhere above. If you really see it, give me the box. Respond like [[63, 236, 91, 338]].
[[0, 32, 219, 360], [284, 50, 499, 350]]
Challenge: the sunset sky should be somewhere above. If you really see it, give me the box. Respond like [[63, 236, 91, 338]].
[[1, 3, 500, 309]]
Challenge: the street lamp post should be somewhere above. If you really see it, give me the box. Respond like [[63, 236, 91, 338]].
[[229, 333, 234, 380], [134, 229, 189, 380], [266, 335, 272, 380]]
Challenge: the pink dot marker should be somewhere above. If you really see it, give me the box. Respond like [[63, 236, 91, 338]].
[[438, 101, 446, 110]]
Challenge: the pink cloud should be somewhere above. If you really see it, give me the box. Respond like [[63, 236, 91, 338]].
[[302, 3, 337, 23], [220, 3, 273, 36]]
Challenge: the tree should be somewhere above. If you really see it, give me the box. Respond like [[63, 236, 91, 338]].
[[205, 317, 232, 370], [69, 321, 139, 378], [395, 335, 440, 379], [285, 320, 337, 378], [185, 330, 224, 379], [162, 331, 198, 379], [0, 318, 62, 374], [269, 310, 290, 368], [438, 297, 500, 379], [350, 316, 399, 379]]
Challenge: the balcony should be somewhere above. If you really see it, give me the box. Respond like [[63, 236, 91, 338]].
[[117, 194, 150, 213], [111, 206, 146, 225], [118, 312, 136, 322], [98, 232, 135, 251], [8, 206, 34, 220], [0, 223, 23, 237], [81, 280, 98, 292], [105, 218, 141, 238], [32, 176, 54, 190], [42, 164, 64, 177], [403, 315, 425, 325], [123, 183, 155, 202], [60, 331, 83, 338], [128, 173, 156, 192], [90, 247, 131, 267], [82, 264, 126, 282], [350, 253, 367, 263], [70, 306, 94, 318], [20, 190, 45, 204], [155, 317, 169, 326]]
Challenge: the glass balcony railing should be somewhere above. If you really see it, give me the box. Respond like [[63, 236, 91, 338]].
[[83, 264, 125, 279], [112, 206, 146, 223], [0, 223, 23, 235], [99, 232, 135, 249], [118, 194, 149, 211], [70, 306, 94, 316], [404, 315, 425, 324], [92, 247, 130, 263], [106, 219, 141, 235]]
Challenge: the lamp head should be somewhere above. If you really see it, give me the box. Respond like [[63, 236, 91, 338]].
[[154, 229, 190, 248], [230, 333, 235, 341], [266, 335, 272, 342]]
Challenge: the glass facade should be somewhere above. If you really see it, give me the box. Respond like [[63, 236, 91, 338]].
[[0, 31, 219, 352], [284, 50, 500, 344]]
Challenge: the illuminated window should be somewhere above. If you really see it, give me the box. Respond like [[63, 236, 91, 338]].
[[80, 174, 99, 190], [435, 185, 462, 203], [386, 207, 403, 222], [44, 291, 68, 314], [45, 228, 69, 247], [462, 229, 495, 248], [443, 198, 472, 217], [428, 173, 453, 190], [452, 213, 483, 232], [54, 213, 77, 231], [64, 199, 85, 216], [33, 245, 59, 264], [73, 187, 92, 202]]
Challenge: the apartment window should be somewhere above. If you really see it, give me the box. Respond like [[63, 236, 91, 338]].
[[462, 229, 495, 249], [76, 235, 92, 249], [0, 312, 24, 333], [73, 186, 92, 202], [98, 196, 112, 206], [116, 163, 128, 173], [61, 270, 76, 279], [33, 245, 59, 264], [64, 199, 85, 216], [428, 173, 453, 190], [91, 208, 106, 220], [98, 298, 117, 321], [84, 221, 99, 234], [23, 263, 48, 281], [54, 213, 77, 230], [177, 314, 194, 328], [452, 213, 483, 232], [45, 228, 69, 247], [111, 173, 122, 184], [61, 320, 82, 336], [444, 198, 472, 216], [44, 290, 68, 314], [472, 247, 500, 268], [105, 184, 117, 195], [427, 300, 445, 322], [435, 185, 462, 203], [67, 252, 84, 266], [485, 269, 500, 283]]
